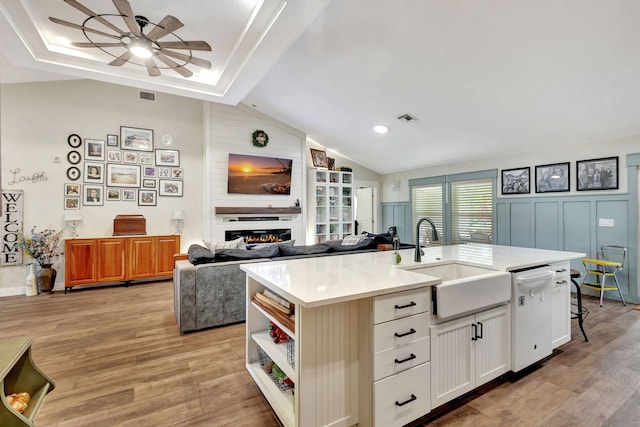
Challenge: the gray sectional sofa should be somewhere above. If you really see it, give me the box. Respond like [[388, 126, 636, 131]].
[[173, 237, 392, 333]]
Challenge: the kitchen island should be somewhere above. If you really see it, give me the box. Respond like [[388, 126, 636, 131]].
[[241, 244, 584, 427]]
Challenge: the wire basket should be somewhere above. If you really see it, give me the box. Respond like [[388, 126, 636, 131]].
[[257, 346, 293, 391], [287, 338, 295, 368]]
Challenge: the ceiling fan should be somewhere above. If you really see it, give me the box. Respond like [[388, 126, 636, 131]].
[[49, 0, 212, 78]]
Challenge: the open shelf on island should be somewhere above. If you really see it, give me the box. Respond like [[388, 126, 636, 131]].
[[252, 332, 294, 379], [247, 362, 294, 427]]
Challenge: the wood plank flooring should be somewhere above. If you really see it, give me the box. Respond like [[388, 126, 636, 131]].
[[1, 281, 639, 426]]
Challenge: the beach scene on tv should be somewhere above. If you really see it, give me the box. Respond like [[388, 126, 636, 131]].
[[227, 153, 293, 195]]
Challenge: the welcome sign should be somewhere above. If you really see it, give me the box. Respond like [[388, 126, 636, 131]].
[[1, 190, 24, 267]]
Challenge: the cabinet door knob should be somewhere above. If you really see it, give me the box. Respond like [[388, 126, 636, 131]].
[[395, 394, 417, 407], [394, 328, 416, 338], [394, 301, 417, 310], [395, 353, 417, 364]]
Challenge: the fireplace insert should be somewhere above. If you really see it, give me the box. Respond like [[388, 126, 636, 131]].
[[225, 229, 292, 244]]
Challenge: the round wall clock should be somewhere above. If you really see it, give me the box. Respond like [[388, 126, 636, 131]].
[[67, 150, 81, 164], [66, 166, 80, 181], [68, 133, 82, 148], [252, 129, 269, 147]]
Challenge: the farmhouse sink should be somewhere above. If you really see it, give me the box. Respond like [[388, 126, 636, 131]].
[[404, 263, 511, 321]]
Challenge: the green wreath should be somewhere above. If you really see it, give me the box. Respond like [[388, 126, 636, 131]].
[[252, 130, 269, 147]]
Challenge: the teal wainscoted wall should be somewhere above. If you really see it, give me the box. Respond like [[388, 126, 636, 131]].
[[381, 202, 412, 244], [496, 154, 639, 304]]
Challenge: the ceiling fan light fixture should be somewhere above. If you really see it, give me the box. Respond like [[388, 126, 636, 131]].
[[129, 38, 153, 58]]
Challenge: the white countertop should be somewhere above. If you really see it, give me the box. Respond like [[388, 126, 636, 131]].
[[240, 244, 585, 308]]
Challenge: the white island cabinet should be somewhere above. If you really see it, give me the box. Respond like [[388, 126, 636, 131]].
[[241, 244, 584, 427]]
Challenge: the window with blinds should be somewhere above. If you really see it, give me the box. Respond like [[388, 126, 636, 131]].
[[411, 184, 443, 245], [451, 178, 493, 244]]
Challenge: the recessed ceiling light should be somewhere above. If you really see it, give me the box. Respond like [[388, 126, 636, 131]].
[[373, 125, 388, 134]]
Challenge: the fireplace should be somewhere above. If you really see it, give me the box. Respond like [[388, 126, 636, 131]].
[[225, 229, 292, 244]]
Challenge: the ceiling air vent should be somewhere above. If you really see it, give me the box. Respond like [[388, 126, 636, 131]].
[[139, 90, 156, 102], [397, 113, 417, 123]]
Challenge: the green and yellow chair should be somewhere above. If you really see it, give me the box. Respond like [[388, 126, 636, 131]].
[[581, 244, 627, 307]]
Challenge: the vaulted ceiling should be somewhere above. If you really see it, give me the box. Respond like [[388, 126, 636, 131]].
[[3, 1, 640, 174]]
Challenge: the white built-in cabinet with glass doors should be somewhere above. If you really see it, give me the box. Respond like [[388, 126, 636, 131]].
[[308, 169, 354, 243]]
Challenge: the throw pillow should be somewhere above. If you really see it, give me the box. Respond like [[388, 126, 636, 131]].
[[326, 237, 375, 252], [187, 244, 216, 265], [249, 240, 295, 250], [341, 234, 368, 246], [209, 236, 246, 252], [214, 245, 280, 262]]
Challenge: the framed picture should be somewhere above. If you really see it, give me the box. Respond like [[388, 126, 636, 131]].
[[139, 152, 153, 165], [535, 162, 570, 193], [501, 167, 530, 195], [577, 156, 618, 191], [106, 188, 121, 201], [310, 148, 328, 168], [84, 162, 104, 184], [142, 179, 156, 188], [155, 149, 180, 166], [83, 185, 104, 206], [143, 166, 157, 178], [106, 164, 141, 188], [107, 134, 118, 147], [158, 166, 171, 178], [85, 139, 105, 161], [171, 168, 184, 179], [120, 126, 153, 151], [123, 151, 138, 164], [159, 179, 183, 197], [64, 197, 80, 210], [138, 189, 157, 206], [122, 189, 136, 201], [107, 149, 122, 163], [64, 183, 81, 196]]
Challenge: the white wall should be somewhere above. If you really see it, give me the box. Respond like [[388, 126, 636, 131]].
[[381, 135, 640, 202], [1, 80, 204, 295]]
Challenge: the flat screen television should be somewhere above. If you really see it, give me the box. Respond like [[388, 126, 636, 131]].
[[227, 153, 293, 195]]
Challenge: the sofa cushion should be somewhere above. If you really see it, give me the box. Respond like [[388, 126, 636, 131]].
[[341, 234, 368, 245], [215, 245, 280, 262], [187, 244, 216, 265], [279, 243, 331, 257], [209, 236, 246, 252]]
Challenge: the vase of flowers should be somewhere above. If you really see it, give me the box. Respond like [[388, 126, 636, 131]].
[[19, 227, 63, 293]]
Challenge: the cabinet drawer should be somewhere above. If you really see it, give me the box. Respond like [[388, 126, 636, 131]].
[[374, 288, 429, 324], [374, 362, 431, 427], [373, 312, 429, 352], [373, 336, 430, 381]]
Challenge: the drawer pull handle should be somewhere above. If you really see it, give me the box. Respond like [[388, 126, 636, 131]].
[[556, 268, 567, 273], [395, 394, 417, 407], [395, 353, 417, 364], [394, 301, 417, 310], [556, 280, 568, 285], [394, 328, 416, 338]]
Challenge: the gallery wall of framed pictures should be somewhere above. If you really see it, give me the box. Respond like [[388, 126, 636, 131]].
[[64, 127, 183, 208], [501, 156, 619, 195]]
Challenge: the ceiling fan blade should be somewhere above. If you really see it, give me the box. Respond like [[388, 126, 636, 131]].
[[144, 58, 161, 77], [49, 17, 121, 40], [72, 42, 123, 48], [112, 0, 140, 36], [156, 53, 193, 78], [64, 0, 126, 36], [109, 51, 133, 66], [161, 49, 211, 69], [157, 40, 211, 51], [145, 15, 184, 41]]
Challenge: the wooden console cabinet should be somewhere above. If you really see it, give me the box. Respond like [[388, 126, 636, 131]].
[[64, 235, 180, 291]]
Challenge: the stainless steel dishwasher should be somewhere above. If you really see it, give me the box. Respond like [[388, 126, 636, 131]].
[[510, 265, 555, 372]]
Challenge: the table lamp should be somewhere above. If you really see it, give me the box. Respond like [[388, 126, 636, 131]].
[[64, 210, 83, 237], [172, 210, 185, 234]]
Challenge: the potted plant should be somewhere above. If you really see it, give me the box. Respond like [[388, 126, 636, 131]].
[[19, 227, 63, 293]]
